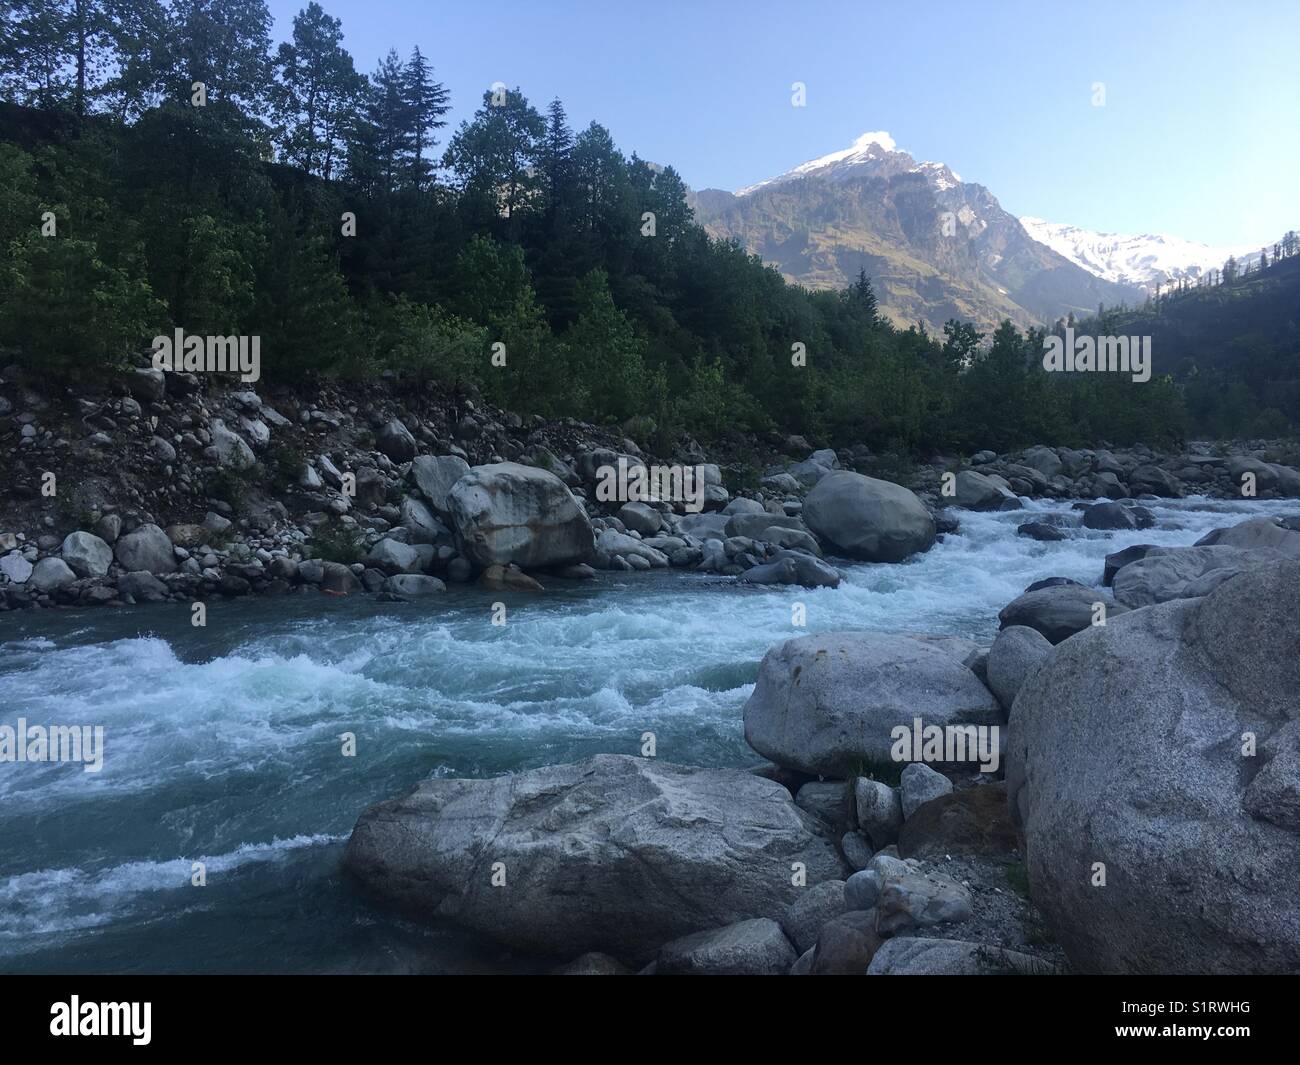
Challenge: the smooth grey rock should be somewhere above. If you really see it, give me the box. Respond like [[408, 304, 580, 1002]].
[[448, 462, 594, 569], [399, 497, 450, 545], [743, 632, 1002, 776], [953, 470, 1021, 511], [114, 523, 177, 575], [804, 472, 936, 562], [795, 780, 855, 835], [616, 501, 662, 536], [985, 625, 1053, 711], [382, 574, 446, 596], [117, 570, 167, 600], [1111, 544, 1286, 607], [844, 868, 882, 911], [366, 538, 422, 575], [1081, 500, 1137, 530], [60, 531, 113, 578], [0, 552, 33, 584], [594, 528, 668, 568], [343, 754, 846, 963], [1194, 515, 1300, 558], [900, 763, 952, 819], [29, 556, 76, 592], [840, 831, 875, 871], [1007, 561, 1300, 973], [408, 455, 471, 519], [853, 778, 903, 848], [997, 584, 1126, 644], [781, 880, 848, 955], [867, 937, 1052, 975], [656, 918, 796, 975], [809, 909, 883, 974]]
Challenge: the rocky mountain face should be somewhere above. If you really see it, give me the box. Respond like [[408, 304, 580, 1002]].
[[690, 133, 1144, 333]]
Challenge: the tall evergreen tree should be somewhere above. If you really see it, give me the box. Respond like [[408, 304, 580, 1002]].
[[400, 45, 448, 188]]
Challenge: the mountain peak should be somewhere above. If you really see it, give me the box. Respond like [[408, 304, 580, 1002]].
[[736, 130, 908, 196]]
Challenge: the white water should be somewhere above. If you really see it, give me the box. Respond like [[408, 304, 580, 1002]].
[[0, 495, 1285, 972]]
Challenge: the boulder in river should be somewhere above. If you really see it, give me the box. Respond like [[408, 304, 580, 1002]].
[[1007, 560, 1300, 973], [803, 471, 936, 562], [985, 624, 1053, 710], [447, 462, 594, 570], [997, 583, 1126, 644], [1111, 544, 1287, 607], [343, 754, 847, 963], [953, 470, 1021, 511], [743, 631, 1002, 776]]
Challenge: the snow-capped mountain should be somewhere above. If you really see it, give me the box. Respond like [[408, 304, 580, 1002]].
[[692, 131, 1141, 332], [736, 131, 962, 197], [1019, 217, 1258, 290]]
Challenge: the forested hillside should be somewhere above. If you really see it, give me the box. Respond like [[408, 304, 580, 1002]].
[[0, 0, 1259, 454]]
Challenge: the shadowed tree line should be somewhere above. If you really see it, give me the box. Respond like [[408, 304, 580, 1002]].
[[0, 0, 1211, 452]]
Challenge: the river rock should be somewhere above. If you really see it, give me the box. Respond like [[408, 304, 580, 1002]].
[[1102, 543, 1157, 585], [803, 471, 936, 562], [616, 501, 662, 536], [656, 918, 796, 975], [1081, 500, 1137, 530], [743, 632, 1002, 776], [953, 470, 1021, 511], [876, 868, 973, 935], [780, 880, 848, 955], [867, 937, 1050, 975], [408, 455, 470, 520], [1006, 560, 1300, 973], [854, 778, 903, 848], [117, 570, 168, 600], [60, 531, 113, 578], [366, 538, 423, 575], [0, 552, 33, 584], [1016, 521, 1065, 541], [343, 754, 846, 963], [29, 556, 76, 592], [448, 462, 594, 569], [114, 523, 177, 575], [997, 584, 1125, 644], [809, 910, 884, 974], [1111, 544, 1286, 607], [1194, 515, 1300, 558], [382, 574, 446, 596], [985, 625, 1052, 711], [399, 497, 449, 545]]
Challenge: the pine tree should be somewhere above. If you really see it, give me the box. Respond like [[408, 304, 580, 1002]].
[[401, 46, 448, 189]]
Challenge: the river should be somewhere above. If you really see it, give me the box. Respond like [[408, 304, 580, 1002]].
[[0, 495, 1280, 972]]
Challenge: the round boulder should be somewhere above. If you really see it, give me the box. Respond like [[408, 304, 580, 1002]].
[[803, 471, 936, 562]]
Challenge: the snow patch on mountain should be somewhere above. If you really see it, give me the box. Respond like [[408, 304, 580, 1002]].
[[736, 131, 902, 196], [1019, 217, 1256, 289]]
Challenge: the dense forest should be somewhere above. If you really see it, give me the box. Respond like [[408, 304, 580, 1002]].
[[0, 0, 1288, 456]]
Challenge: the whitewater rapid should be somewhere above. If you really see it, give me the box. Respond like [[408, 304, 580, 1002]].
[[0, 495, 1285, 972]]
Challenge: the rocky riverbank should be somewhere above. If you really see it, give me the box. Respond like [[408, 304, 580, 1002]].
[[4, 359, 1300, 613], [341, 512, 1300, 974]]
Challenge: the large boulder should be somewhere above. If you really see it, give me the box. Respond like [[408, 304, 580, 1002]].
[[1080, 500, 1137, 530], [113, 523, 177, 575], [1006, 561, 1300, 973], [1194, 516, 1300, 558], [1111, 544, 1287, 608], [897, 783, 1018, 859], [447, 462, 594, 569], [343, 754, 846, 963], [868, 937, 1050, 975], [742, 632, 1002, 776], [408, 455, 470, 520], [997, 584, 1126, 644], [985, 625, 1053, 710], [803, 472, 935, 562], [29, 556, 76, 593], [953, 470, 1021, 511], [656, 918, 796, 975], [60, 531, 113, 578]]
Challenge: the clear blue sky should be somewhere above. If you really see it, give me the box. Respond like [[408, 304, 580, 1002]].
[[266, 0, 1299, 248]]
